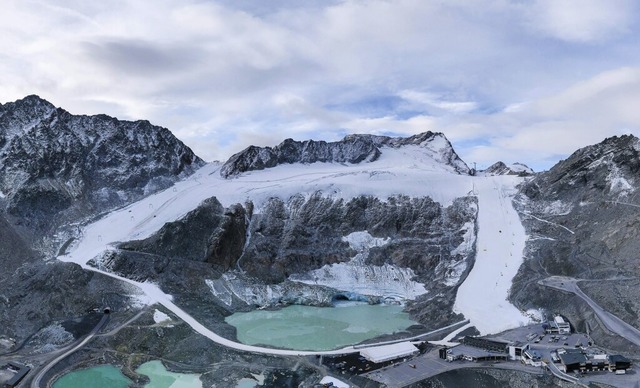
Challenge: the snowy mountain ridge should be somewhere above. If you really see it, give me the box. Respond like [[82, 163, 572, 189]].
[[220, 131, 470, 178], [481, 161, 534, 176]]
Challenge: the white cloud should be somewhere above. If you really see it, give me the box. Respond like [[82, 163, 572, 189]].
[[523, 0, 635, 43], [0, 0, 639, 170], [398, 90, 478, 114], [449, 67, 640, 170]]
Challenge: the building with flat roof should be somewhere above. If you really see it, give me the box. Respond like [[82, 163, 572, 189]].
[[558, 352, 588, 373], [508, 342, 529, 361], [445, 344, 508, 362], [521, 349, 543, 367], [557, 348, 632, 374], [546, 315, 570, 335], [2, 362, 31, 388], [607, 355, 631, 372], [359, 342, 418, 364], [460, 336, 510, 353]]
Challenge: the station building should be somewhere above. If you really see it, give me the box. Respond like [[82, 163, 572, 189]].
[[545, 316, 570, 335], [557, 348, 631, 374], [359, 342, 419, 363]]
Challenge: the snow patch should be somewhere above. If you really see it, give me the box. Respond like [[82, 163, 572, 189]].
[[524, 308, 545, 323], [153, 309, 171, 324], [542, 200, 572, 216], [342, 231, 390, 251], [251, 373, 265, 385], [214, 273, 333, 307], [319, 376, 349, 388], [205, 278, 233, 306], [441, 260, 468, 287], [128, 291, 155, 309], [290, 231, 427, 301], [606, 164, 633, 196], [441, 217, 476, 286], [509, 162, 534, 174]]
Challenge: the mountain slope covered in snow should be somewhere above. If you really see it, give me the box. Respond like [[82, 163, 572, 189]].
[[3, 97, 640, 385], [58, 131, 533, 337], [221, 131, 470, 177]]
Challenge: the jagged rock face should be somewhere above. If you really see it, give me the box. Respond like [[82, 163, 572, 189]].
[[220, 131, 470, 177], [118, 197, 246, 274], [241, 193, 476, 285], [511, 134, 640, 346], [103, 193, 477, 322], [0, 95, 204, 232], [220, 136, 381, 178], [0, 214, 35, 282], [0, 261, 133, 344], [482, 161, 534, 176]]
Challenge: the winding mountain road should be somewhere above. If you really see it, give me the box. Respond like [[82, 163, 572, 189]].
[[539, 276, 640, 347], [30, 313, 109, 388]]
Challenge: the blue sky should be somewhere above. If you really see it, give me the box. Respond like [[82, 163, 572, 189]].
[[1, 0, 640, 171]]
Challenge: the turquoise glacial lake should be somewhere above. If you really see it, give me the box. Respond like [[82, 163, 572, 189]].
[[53, 360, 201, 388], [225, 303, 417, 351], [52, 365, 131, 388]]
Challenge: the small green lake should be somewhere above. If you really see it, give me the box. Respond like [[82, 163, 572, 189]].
[[53, 360, 201, 388], [225, 303, 417, 351], [52, 365, 131, 388], [136, 360, 201, 387]]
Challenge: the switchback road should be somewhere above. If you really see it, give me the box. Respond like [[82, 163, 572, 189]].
[[539, 276, 640, 347]]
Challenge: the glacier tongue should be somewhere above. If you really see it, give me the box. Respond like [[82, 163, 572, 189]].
[[289, 231, 428, 301]]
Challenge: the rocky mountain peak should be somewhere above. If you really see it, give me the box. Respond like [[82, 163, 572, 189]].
[[0, 95, 205, 235], [220, 131, 469, 178], [521, 134, 640, 202], [482, 161, 534, 176], [0, 95, 56, 139], [3, 94, 55, 111]]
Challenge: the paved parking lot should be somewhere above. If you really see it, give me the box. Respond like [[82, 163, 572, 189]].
[[361, 323, 636, 387], [362, 347, 542, 387]]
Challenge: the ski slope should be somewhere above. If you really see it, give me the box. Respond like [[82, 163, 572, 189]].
[[453, 176, 532, 334], [59, 145, 533, 351], [61, 145, 474, 266]]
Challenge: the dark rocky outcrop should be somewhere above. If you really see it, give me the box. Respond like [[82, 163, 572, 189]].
[[511, 134, 640, 352], [0, 261, 132, 345], [118, 197, 247, 274], [0, 95, 204, 239], [220, 131, 470, 177], [0, 95, 205, 351], [415, 367, 573, 388], [117, 193, 476, 284], [104, 193, 477, 329]]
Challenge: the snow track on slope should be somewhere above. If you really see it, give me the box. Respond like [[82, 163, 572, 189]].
[[453, 176, 531, 334]]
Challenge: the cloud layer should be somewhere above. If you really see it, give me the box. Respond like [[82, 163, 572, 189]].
[[1, 0, 639, 170]]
